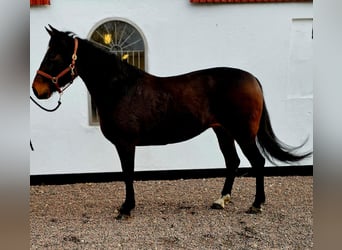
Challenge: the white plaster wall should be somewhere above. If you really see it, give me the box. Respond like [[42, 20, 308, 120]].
[[30, 0, 313, 175]]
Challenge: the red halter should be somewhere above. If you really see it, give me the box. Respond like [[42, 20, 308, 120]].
[[37, 38, 78, 93]]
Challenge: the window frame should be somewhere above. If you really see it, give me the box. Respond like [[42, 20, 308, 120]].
[[87, 17, 147, 125]]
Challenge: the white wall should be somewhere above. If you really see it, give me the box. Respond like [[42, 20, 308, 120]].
[[30, 0, 313, 175]]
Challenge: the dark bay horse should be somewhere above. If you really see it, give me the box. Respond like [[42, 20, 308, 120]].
[[32, 25, 312, 219]]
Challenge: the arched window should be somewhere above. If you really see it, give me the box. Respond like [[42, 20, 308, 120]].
[[88, 19, 146, 124]]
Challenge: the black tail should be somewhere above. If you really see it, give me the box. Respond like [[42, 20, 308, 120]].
[[257, 101, 312, 164]]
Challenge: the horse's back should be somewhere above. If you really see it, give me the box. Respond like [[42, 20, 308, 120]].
[[159, 67, 260, 96], [155, 66, 264, 137], [159, 66, 263, 112]]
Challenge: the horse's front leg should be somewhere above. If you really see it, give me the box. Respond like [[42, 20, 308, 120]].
[[115, 144, 136, 220]]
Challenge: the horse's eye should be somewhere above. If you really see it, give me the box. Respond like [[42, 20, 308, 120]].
[[45, 47, 60, 60]]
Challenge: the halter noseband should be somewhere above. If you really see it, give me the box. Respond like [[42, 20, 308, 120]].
[[37, 38, 78, 93]]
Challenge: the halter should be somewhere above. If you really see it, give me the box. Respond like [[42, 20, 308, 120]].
[[37, 38, 79, 93], [30, 38, 79, 150]]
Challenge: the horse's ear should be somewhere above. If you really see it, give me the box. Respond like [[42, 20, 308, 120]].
[[45, 24, 59, 36], [45, 26, 53, 36]]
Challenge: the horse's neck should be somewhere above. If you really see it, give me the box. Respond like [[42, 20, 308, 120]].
[[77, 40, 116, 77], [76, 39, 142, 105]]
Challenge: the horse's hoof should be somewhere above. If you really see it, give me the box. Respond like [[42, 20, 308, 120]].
[[246, 206, 262, 214], [115, 208, 131, 220], [211, 203, 224, 210], [211, 194, 230, 210], [115, 213, 131, 220]]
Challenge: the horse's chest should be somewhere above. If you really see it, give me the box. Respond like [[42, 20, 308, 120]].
[[96, 102, 157, 142]]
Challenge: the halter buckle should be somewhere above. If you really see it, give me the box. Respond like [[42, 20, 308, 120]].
[[69, 64, 75, 76]]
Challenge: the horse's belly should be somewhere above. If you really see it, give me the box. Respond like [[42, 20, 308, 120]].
[[137, 125, 207, 146]]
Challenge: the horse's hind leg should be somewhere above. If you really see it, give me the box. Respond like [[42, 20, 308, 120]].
[[211, 126, 240, 209], [237, 140, 266, 213]]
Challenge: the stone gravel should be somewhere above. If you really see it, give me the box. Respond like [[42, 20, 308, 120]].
[[30, 176, 313, 249]]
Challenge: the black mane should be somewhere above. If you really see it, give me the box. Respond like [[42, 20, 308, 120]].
[[64, 31, 77, 38]]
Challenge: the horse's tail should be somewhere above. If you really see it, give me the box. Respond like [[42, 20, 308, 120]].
[[256, 100, 312, 164]]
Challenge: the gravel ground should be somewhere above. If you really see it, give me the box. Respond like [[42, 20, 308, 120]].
[[30, 176, 313, 249]]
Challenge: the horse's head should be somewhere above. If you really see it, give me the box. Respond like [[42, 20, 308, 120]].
[[32, 25, 78, 99]]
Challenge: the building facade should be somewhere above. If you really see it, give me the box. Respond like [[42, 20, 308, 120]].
[[30, 0, 313, 175]]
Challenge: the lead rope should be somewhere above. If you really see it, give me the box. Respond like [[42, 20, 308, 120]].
[[30, 94, 62, 112], [30, 140, 34, 151], [30, 94, 62, 151]]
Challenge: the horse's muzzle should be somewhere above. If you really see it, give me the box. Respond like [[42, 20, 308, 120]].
[[32, 80, 52, 99]]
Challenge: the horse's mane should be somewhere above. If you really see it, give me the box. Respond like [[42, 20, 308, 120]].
[[61, 30, 121, 61], [57, 30, 146, 81], [64, 31, 77, 38], [79, 35, 146, 81], [59, 30, 113, 59]]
